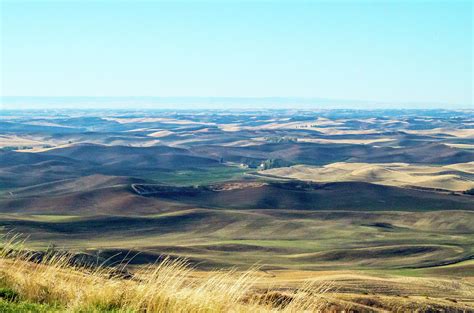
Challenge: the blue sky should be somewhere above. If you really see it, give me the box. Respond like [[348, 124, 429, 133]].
[[0, 1, 472, 108]]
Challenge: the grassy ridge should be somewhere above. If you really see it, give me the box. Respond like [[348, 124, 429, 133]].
[[1, 210, 472, 270], [0, 237, 472, 312], [0, 237, 334, 312]]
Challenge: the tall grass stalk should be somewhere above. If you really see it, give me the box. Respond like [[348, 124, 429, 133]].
[[0, 235, 331, 312]]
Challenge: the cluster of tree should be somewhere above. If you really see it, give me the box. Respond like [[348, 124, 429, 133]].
[[463, 188, 474, 196], [0, 146, 33, 151], [264, 136, 298, 143], [235, 158, 292, 169], [0, 144, 54, 151], [259, 158, 291, 170]]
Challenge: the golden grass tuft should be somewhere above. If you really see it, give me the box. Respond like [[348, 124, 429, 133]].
[[0, 235, 333, 312]]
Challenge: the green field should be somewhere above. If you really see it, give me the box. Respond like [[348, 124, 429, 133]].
[[2, 209, 472, 272], [145, 166, 251, 186]]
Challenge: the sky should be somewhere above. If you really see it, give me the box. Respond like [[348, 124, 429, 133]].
[[0, 0, 472, 109]]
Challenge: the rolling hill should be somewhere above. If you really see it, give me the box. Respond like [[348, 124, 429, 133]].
[[260, 162, 474, 191], [133, 180, 474, 211]]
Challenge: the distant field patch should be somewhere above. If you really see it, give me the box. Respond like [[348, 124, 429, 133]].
[[297, 138, 394, 145], [261, 162, 474, 191], [147, 166, 250, 185]]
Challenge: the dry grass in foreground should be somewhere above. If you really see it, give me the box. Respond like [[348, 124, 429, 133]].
[[0, 236, 472, 312], [0, 236, 337, 312]]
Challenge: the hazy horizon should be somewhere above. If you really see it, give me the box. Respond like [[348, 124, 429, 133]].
[[1, 96, 472, 110]]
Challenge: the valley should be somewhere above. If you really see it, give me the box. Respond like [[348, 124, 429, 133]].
[[0, 109, 473, 311]]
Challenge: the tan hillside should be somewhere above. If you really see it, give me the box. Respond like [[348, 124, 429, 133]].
[[262, 162, 474, 191]]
